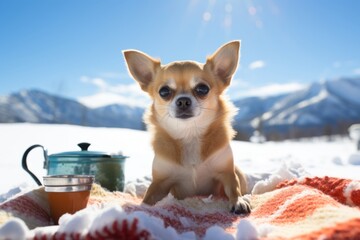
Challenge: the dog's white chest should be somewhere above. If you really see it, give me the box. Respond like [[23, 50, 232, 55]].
[[172, 139, 220, 197], [182, 138, 202, 167], [153, 142, 233, 198]]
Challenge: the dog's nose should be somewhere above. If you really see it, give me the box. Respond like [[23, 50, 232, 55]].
[[176, 97, 192, 110]]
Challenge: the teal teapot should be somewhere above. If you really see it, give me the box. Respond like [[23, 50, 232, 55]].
[[22, 142, 127, 191]]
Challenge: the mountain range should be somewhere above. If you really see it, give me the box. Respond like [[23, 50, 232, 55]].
[[0, 90, 145, 130], [234, 77, 360, 140], [1, 77, 359, 141]]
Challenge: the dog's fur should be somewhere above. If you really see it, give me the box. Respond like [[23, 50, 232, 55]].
[[123, 41, 251, 213]]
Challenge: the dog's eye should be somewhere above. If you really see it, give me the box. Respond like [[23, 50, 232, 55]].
[[195, 84, 209, 97], [159, 86, 172, 99]]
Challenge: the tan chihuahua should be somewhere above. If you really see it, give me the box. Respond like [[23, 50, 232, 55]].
[[123, 41, 251, 214]]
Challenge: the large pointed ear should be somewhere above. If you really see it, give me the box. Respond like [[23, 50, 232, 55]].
[[205, 41, 240, 86], [123, 50, 161, 92]]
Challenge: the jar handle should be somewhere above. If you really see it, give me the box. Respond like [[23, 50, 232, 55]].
[[21, 144, 47, 186]]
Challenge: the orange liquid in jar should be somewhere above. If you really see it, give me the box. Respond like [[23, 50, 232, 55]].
[[47, 190, 90, 224]]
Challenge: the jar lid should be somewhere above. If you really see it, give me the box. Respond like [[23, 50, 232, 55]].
[[48, 142, 127, 159], [43, 174, 94, 185], [43, 175, 94, 192], [45, 185, 92, 192]]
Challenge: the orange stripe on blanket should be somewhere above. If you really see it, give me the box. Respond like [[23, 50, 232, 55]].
[[251, 186, 305, 217], [278, 176, 360, 208], [271, 192, 339, 224], [251, 185, 340, 224], [251, 185, 334, 220], [292, 218, 360, 240]]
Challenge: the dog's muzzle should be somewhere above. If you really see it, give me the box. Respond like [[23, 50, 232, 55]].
[[175, 96, 194, 119]]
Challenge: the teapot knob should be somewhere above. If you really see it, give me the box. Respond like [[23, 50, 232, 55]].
[[78, 142, 91, 151]]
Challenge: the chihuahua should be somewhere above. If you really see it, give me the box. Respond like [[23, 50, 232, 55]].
[[123, 41, 251, 214]]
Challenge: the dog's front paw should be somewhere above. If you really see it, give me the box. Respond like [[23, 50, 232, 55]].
[[231, 195, 251, 214]]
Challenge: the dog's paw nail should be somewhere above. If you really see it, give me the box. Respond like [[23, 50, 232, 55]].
[[231, 197, 252, 215]]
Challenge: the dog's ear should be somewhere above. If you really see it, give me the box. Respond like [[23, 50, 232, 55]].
[[123, 50, 161, 92], [205, 41, 240, 87]]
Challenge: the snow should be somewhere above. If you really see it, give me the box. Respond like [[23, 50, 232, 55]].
[[0, 96, 8, 104], [236, 219, 258, 240], [203, 226, 234, 240], [349, 124, 360, 140], [23, 205, 197, 239], [266, 88, 330, 125], [249, 131, 266, 143], [326, 78, 360, 105], [348, 153, 360, 165], [1, 123, 359, 196], [0, 123, 153, 195], [0, 219, 28, 239], [344, 181, 360, 206], [251, 162, 302, 194], [253, 78, 360, 128], [1, 123, 360, 197], [1, 123, 360, 239], [296, 88, 328, 110]]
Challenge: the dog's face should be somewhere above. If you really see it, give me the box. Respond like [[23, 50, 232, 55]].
[[123, 41, 240, 136], [148, 62, 217, 122]]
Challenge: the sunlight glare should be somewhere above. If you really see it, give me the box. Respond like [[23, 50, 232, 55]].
[[203, 11, 212, 22], [255, 20, 263, 29], [248, 6, 257, 16], [225, 3, 233, 13], [224, 15, 232, 28]]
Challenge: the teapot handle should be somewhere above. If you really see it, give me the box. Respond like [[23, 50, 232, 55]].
[[21, 144, 47, 186]]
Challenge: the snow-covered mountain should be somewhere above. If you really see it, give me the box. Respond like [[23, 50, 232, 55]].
[[0, 89, 145, 130], [1, 77, 359, 140], [234, 77, 360, 140]]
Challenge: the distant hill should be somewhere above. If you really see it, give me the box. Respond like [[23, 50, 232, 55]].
[[1, 77, 359, 141], [234, 77, 360, 140], [0, 89, 145, 130]]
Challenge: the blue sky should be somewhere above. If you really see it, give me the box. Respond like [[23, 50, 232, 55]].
[[1, 0, 360, 107]]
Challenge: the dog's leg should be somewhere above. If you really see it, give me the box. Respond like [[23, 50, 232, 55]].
[[142, 180, 172, 205], [235, 166, 248, 196], [218, 168, 251, 214], [233, 166, 251, 214]]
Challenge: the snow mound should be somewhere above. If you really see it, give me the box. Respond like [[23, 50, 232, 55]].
[[203, 226, 234, 240], [348, 153, 360, 165], [332, 156, 343, 165], [236, 219, 258, 240], [251, 161, 308, 194], [0, 218, 28, 240], [0, 183, 34, 203], [125, 161, 309, 198], [124, 176, 152, 198], [349, 124, 360, 140], [30, 206, 274, 240]]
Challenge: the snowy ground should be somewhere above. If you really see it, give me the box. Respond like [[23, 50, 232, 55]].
[[1, 123, 360, 200]]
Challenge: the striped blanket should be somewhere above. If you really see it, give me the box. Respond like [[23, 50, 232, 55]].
[[0, 176, 360, 239]]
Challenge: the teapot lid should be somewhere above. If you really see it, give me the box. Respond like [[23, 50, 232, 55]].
[[49, 142, 126, 159]]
